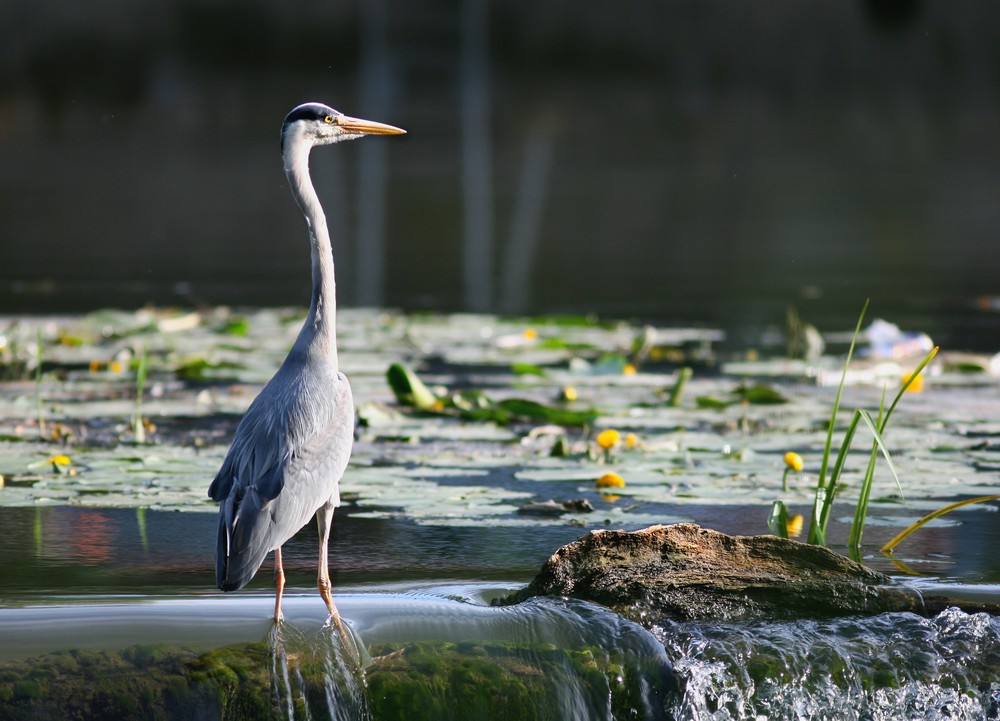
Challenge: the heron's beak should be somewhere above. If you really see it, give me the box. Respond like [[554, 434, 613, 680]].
[[338, 116, 406, 136]]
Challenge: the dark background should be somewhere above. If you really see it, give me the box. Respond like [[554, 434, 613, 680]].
[[2, 0, 1000, 348]]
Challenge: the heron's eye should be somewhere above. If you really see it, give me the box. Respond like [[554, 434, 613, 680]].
[[324, 115, 335, 124]]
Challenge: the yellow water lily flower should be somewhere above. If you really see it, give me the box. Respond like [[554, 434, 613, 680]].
[[523, 328, 538, 340], [596, 429, 621, 450], [783, 452, 804, 472], [625, 432, 638, 450], [596, 472, 626, 488], [782, 451, 803, 492], [786, 514, 804, 538], [623, 363, 637, 376], [47, 454, 74, 475], [561, 386, 578, 402]]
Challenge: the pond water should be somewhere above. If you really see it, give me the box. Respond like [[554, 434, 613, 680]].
[[2, 504, 1000, 720], [1, 308, 999, 719]]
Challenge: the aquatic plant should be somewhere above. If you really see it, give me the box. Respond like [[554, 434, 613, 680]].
[[596, 472, 626, 489], [666, 366, 692, 407], [133, 343, 148, 443], [385, 362, 599, 426], [881, 494, 1000, 555], [696, 382, 788, 409], [34, 329, 45, 440], [769, 300, 939, 553], [782, 451, 803, 492]]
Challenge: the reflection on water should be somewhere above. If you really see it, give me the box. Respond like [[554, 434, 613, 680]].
[[3, 503, 1000, 604]]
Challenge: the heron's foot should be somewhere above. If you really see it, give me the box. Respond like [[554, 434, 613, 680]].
[[319, 590, 360, 663], [323, 611, 363, 666]]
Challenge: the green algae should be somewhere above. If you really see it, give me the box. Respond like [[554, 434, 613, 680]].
[[0, 642, 273, 721], [0, 635, 672, 721]]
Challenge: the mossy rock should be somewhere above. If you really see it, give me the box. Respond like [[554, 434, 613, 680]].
[[500, 523, 1000, 624], [0, 643, 274, 721], [365, 640, 672, 721], [0, 635, 673, 720]]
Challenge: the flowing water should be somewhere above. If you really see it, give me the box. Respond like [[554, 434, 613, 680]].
[[661, 609, 1000, 720]]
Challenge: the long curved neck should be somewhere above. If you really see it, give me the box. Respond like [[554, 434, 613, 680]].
[[283, 138, 338, 366]]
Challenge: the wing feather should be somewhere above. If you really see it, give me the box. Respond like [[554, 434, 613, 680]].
[[211, 365, 354, 592]]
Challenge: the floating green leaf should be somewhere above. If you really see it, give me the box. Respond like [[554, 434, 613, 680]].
[[511, 363, 547, 377], [386, 363, 438, 410], [735, 384, 789, 405], [222, 317, 250, 336], [174, 357, 246, 380], [495, 399, 598, 427]]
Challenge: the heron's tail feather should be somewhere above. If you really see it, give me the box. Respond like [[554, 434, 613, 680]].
[[215, 487, 275, 592]]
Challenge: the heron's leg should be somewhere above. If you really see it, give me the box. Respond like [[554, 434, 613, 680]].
[[273, 546, 285, 622], [316, 503, 348, 634]]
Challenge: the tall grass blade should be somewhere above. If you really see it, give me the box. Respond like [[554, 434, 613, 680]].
[[848, 397, 887, 549], [850, 393, 885, 549], [808, 299, 868, 544], [881, 495, 1000, 555], [847, 346, 938, 549], [35, 329, 46, 440], [883, 345, 939, 424], [134, 343, 148, 443], [855, 408, 904, 498], [815, 410, 862, 540]]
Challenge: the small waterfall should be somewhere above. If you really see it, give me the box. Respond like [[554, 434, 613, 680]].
[[268, 620, 371, 721], [3, 592, 997, 720], [261, 593, 675, 721], [657, 607, 1000, 721]]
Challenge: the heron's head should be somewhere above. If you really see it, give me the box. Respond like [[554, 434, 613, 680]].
[[280, 102, 405, 153]]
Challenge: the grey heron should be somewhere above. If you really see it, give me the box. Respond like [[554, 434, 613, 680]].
[[208, 103, 405, 624]]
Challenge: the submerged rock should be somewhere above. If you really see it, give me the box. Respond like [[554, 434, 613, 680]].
[[517, 498, 594, 516], [501, 523, 1000, 624]]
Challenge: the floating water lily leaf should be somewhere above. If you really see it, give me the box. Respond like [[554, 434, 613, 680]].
[[525, 314, 601, 328], [175, 357, 246, 380], [695, 395, 731, 409], [222, 317, 250, 336], [384, 363, 597, 426], [511, 363, 547, 377], [494, 399, 598, 427], [735, 384, 789, 405], [696, 383, 788, 408], [386, 363, 437, 410]]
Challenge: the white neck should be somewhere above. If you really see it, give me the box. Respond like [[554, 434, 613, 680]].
[[283, 135, 338, 366]]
